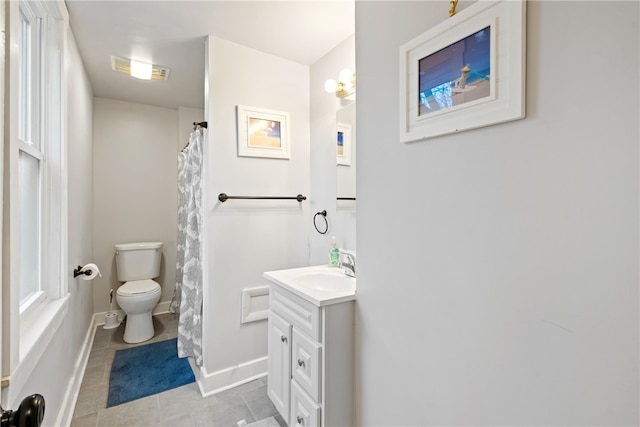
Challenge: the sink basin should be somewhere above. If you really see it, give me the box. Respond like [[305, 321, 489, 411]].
[[264, 265, 356, 306], [288, 266, 353, 292]]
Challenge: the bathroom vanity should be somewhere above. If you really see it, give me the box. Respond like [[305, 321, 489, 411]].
[[264, 266, 356, 427]]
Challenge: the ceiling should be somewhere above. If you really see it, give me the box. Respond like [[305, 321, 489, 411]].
[[65, 1, 355, 110]]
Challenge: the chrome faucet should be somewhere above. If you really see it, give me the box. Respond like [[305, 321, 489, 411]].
[[339, 250, 356, 278]]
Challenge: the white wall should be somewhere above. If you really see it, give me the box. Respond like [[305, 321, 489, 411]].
[[92, 99, 178, 313], [356, 1, 638, 425], [309, 35, 356, 264], [13, 28, 94, 425], [201, 36, 310, 388]]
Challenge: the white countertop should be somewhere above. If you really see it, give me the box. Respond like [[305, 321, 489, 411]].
[[264, 265, 356, 307]]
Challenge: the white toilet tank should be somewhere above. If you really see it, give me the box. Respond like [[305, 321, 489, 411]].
[[115, 242, 163, 282]]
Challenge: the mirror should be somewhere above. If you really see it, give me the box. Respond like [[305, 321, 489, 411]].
[[336, 103, 356, 207]]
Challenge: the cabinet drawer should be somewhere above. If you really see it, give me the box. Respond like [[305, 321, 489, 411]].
[[290, 379, 321, 427], [291, 328, 322, 402], [271, 284, 321, 341]]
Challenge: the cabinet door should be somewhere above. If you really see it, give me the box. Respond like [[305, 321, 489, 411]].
[[267, 311, 292, 424]]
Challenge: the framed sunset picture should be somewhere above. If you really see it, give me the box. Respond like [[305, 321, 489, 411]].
[[237, 105, 290, 159]]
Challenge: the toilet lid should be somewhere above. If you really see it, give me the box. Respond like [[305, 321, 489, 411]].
[[117, 279, 160, 296]]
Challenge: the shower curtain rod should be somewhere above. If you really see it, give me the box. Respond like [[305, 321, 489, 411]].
[[193, 121, 207, 130]]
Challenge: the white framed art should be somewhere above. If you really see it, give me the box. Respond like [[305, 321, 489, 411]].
[[399, 0, 526, 142], [237, 105, 290, 159], [336, 122, 352, 166]]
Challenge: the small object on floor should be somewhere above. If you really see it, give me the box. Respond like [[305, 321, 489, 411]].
[[107, 338, 194, 407], [244, 416, 280, 427], [103, 312, 120, 329], [237, 420, 248, 427]]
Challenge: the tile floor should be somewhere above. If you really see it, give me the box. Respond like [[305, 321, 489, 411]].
[[71, 313, 285, 427]]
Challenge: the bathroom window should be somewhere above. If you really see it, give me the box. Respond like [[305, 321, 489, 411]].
[[17, 0, 65, 316], [18, 3, 44, 314], [2, 0, 68, 405]]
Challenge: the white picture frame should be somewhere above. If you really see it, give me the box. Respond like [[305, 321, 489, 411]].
[[237, 105, 290, 159], [336, 122, 352, 166], [399, 0, 526, 142]]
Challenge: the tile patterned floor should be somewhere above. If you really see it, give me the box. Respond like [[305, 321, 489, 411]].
[[71, 314, 285, 427]]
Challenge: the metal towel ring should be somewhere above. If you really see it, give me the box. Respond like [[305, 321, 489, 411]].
[[313, 210, 328, 234]]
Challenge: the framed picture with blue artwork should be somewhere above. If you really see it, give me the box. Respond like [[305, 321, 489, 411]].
[[399, 0, 526, 142], [237, 105, 290, 159], [336, 121, 352, 166]]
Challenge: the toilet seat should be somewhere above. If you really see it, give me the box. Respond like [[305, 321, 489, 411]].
[[117, 279, 160, 296]]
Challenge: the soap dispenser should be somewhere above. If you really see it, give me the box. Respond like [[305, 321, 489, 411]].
[[329, 236, 340, 267]]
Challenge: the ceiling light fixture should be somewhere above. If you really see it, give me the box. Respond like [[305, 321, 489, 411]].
[[110, 56, 171, 81], [130, 60, 152, 80], [324, 68, 355, 99]]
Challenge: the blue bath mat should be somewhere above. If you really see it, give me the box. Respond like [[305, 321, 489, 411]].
[[107, 338, 195, 407]]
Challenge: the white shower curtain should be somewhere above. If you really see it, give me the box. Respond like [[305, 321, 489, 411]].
[[170, 129, 204, 366]]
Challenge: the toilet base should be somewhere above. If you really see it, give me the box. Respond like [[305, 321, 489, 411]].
[[123, 312, 155, 343]]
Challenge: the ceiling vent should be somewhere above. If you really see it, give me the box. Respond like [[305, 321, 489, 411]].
[[110, 56, 170, 81]]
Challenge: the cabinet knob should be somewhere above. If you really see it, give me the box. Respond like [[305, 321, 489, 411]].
[[297, 359, 306, 368], [297, 415, 304, 425], [280, 335, 288, 343]]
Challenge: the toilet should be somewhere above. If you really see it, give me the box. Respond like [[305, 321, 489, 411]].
[[114, 242, 163, 343]]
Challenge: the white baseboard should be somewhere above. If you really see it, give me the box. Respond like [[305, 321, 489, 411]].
[[93, 300, 172, 325], [54, 314, 97, 427], [196, 356, 268, 397]]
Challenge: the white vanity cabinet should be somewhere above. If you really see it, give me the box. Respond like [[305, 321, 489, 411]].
[[264, 266, 355, 427]]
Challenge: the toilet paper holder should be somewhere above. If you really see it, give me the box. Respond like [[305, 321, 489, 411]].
[[73, 265, 93, 278], [73, 264, 101, 279]]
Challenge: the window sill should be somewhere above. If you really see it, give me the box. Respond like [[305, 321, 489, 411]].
[[2, 294, 69, 407]]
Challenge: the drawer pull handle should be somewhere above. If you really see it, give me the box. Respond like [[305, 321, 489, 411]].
[[297, 359, 306, 368], [297, 415, 304, 425], [280, 335, 288, 343]]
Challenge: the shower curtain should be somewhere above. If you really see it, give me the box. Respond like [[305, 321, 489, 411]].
[[170, 128, 204, 366]]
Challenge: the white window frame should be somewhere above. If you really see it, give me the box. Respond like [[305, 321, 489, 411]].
[[2, 0, 69, 409], [18, 2, 45, 317]]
